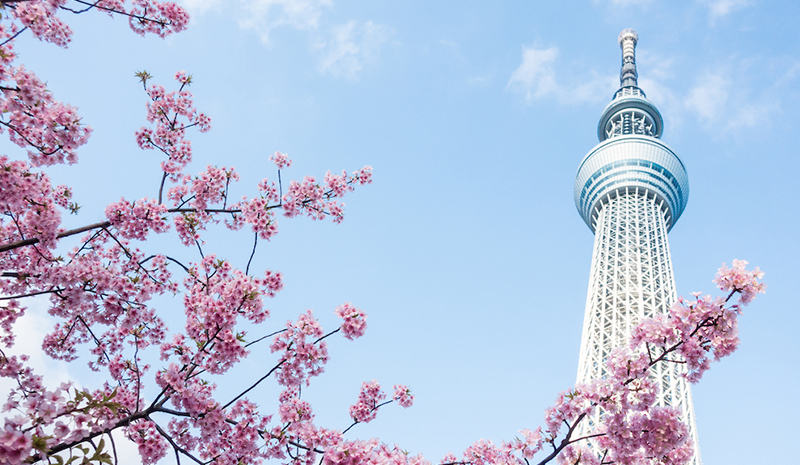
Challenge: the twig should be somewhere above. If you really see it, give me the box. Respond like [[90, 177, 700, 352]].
[[245, 233, 257, 275]]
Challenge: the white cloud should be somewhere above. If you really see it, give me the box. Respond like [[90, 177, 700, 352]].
[[179, 0, 223, 14], [468, 73, 493, 87], [701, 0, 751, 22], [590, 0, 653, 5], [0, 300, 76, 404], [570, 72, 619, 105], [684, 73, 730, 121], [314, 20, 393, 80], [507, 46, 616, 105], [238, 0, 332, 43], [507, 46, 559, 103], [647, 58, 794, 136], [726, 101, 780, 129], [637, 49, 676, 82], [637, 76, 683, 130], [180, 0, 391, 80], [507, 40, 796, 138]]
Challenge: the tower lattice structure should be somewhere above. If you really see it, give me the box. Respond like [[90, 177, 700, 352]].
[[573, 29, 700, 464]]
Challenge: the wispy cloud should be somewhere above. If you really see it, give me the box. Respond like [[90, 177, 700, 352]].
[[238, 0, 332, 43], [508, 41, 795, 137], [180, 0, 391, 80], [507, 46, 616, 105], [314, 20, 393, 80], [685, 72, 730, 121], [0, 302, 75, 394], [700, 0, 751, 23], [179, 0, 223, 14], [507, 46, 559, 102], [590, 0, 653, 5], [725, 101, 780, 129], [641, 56, 794, 134]]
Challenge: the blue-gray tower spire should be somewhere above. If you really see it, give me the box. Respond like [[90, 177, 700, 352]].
[[618, 28, 639, 89]]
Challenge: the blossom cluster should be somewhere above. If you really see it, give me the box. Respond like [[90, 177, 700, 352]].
[[135, 74, 211, 175], [1, 66, 91, 167], [97, 0, 189, 38], [281, 166, 373, 223], [392, 384, 414, 408], [348, 380, 385, 424], [270, 151, 292, 169], [334, 302, 367, 340], [105, 197, 170, 240], [713, 259, 766, 304]]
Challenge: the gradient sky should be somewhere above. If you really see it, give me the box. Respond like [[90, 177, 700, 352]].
[[2, 1, 798, 464]]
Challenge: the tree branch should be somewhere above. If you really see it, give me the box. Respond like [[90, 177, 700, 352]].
[[0, 221, 111, 253]]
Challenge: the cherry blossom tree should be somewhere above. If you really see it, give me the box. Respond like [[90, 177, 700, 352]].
[[0, 2, 765, 465]]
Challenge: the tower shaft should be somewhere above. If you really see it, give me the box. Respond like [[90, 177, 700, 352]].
[[576, 188, 700, 465]]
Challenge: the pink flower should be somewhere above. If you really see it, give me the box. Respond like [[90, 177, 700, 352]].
[[334, 302, 367, 340], [392, 384, 414, 408], [270, 151, 292, 169], [348, 380, 385, 423]]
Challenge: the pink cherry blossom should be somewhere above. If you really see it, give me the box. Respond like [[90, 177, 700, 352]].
[[270, 151, 292, 169], [348, 380, 385, 424], [335, 302, 367, 340], [393, 384, 414, 408]]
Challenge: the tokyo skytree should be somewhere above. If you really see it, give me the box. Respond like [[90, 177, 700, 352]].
[[573, 30, 700, 464]]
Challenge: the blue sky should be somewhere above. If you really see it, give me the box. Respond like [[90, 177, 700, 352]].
[[2, 0, 798, 463]]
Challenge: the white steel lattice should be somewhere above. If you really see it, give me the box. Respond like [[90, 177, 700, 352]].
[[576, 188, 700, 465]]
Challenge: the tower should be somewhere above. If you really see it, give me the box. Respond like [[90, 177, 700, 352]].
[[573, 29, 700, 464]]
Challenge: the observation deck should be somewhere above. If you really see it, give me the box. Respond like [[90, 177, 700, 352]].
[[574, 29, 689, 232]]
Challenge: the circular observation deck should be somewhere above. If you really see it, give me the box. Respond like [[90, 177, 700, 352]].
[[574, 135, 689, 233], [597, 91, 664, 142]]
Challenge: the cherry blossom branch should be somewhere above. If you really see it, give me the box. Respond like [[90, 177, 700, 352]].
[[219, 359, 287, 411], [158, 171, 169, 204], [534, 414, 586, 465], [0, 26, 26, 46], [108, 431, 119, 465], [0, 120, 63, 156], [313, 327, 340, 344], [245, 233, 257, 275], [151, 419, 204, 465], [139, 254, 191, 274], [0, 288, 63, 300], [64, 0, 174, 30], [341, 399, 393, 434], [42, 407, 153, 457], [0, 220, 111, 253], [244, 328, 287, 348]]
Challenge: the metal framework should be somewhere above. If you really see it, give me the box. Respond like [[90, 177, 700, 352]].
[[573, 30, 701, 465]]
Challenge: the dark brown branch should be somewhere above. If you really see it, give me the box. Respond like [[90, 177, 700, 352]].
[[0, 26, 27, 47], [66, 0, 170, 29], [534, 413, 586, 465], [151, 419, 204, 465], [245, 233, 257, 275], [0, 221, 111, 253], [341, 399, 393, 435], [0, 288, 62, 300], [220, 359, 286, 410], [158, 172, 169, 205], [244, 329, 287, 348]]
